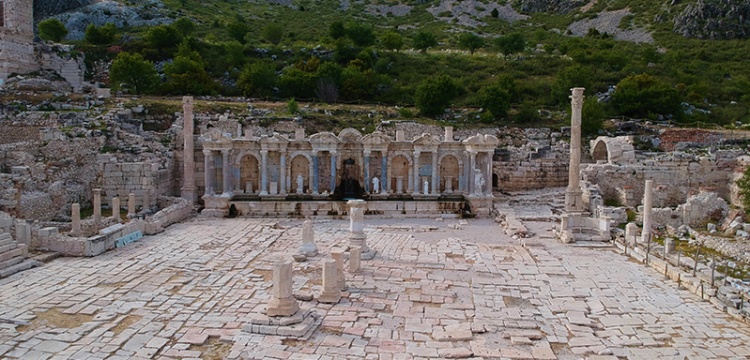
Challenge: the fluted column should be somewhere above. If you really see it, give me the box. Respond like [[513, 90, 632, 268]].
[[381, 152, 387, 193], [469, 151, 477, 195], [330, 151, 337, 193], [203, 150, 213, 196], [431, 151, 439, 195], [312, 151, 320, 194], [260, 150, 269, 196], [565, 87, 585, 212], [222, 149, 231, 195], [412, 151, 420, 195], [280, 152, 287, 195], [364, 151, 371, 192], [642, 179, 654, 243]]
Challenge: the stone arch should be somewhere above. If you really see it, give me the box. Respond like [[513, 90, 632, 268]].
[[289, 154, 311, 194], [592, 140, 608, 162], [439, 154, 460, 193], [390, 154, 411, 194], [238, 153, 260, 194]]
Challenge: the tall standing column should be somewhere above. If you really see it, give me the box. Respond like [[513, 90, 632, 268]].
[[203, 150, 213, 196], [363, 152, 371, 193], [330, 151, 337, 193], [469, 152, 477, 195], [127, 193, 136, 219], [279, 152, 287, 194], [221, 149, 231, 195], [431, 151, 439, 195], [381, 153, 387, 193], [312, 151, 320, 195], [642, 179, 654, 244], [93, 188, 102, 222], [487, 151, 494, 194], [112, 197, 121, 221], [412, 151, 420, 195], [260, 150, 269, 196], [565, 87, 585, 212], [181, 96, 197, 203]]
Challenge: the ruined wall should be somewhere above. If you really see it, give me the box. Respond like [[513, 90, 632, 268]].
[[38, 44, 86, 92], [101, 161, 173, 207], [581, 151, 739, 208], [0, 0, 39, 81]]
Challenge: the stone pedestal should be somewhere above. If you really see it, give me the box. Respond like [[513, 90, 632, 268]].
[[70, 203, 82, 237], [350, 246, 361, 273], [318, 259, 341, 304], [112, 197, 121, 221], [127, 193, 136, 219], [664, 237, 675, 256], [245, 181, 254, 194], [348, 200, 375, 259], [270, 182, 278, 195], [331, 249, 346, 291], [299, 220, 318, 256], [444, 177, 453, 194], [625, 222, 638, 246], [266, 261, 300, 317], [15, 220, 31, 247], [396, 177, 404, 194], [93, 189, 102, 222]]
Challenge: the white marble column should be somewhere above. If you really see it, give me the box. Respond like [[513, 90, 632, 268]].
[[112, 197, 121, 221], [222, 149, 232, 195], [565, 87, 585, 212], [260, 150, 269, 196], [181, 96, 197, 203], [642, 179, 654, 244], [203, 150, 213, 196], [469, 151, 477, 195]]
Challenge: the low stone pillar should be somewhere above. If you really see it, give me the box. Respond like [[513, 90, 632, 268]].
[[127, 193, 136, 219], [266, 261, 300, 317], [93, 189, 102, 222], [396, 130, 405, 142], [318, 259, 341, 304], [15, 220, 31, 247], [71, 203, 82, 237], [664, 238, 675, 256], [348, 199, 374, 259], [350, 246, 361, 273], [331, 249, 346, 291], [143, 191, 151, 212], [625, 222, 638, 246], [444, 126, 453, 141], [295, 128, 305, 140], [396, 177, 404, 194], [299, 220, 318, 256], [112, 197, 121, 221]]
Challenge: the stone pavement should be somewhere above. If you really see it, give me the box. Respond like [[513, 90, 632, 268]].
[[1, 217, 750, 360]]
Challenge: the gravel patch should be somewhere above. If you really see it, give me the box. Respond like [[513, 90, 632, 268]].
[[567, 8, 654, 44]]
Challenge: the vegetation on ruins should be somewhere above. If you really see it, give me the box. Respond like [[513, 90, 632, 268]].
[[36, 0, 750, 129]]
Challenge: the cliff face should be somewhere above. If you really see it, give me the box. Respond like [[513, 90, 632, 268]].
[[34, 0, 95, 18], [520, 0, 585, 14], [673, 0, 750, 39]]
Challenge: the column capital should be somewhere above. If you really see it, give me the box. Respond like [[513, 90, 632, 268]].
[[363, 150, 371, 157], [260, 149, 269, 155], [202, 149, 212, 156], [330, 150, 338, 156], [221, 148, 231, 156]]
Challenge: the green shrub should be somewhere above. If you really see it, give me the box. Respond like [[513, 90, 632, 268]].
[[38, 18, 68, 42]]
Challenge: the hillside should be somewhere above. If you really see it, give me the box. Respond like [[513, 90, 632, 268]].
[[23, 0, 750, 128]]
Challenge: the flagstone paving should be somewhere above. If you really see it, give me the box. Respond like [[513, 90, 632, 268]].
[[1, 217, 749, 359]]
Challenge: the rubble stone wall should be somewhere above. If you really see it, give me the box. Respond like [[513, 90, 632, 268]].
[[102, 162, 173, 207], [582, 153, 736, 208], [493, 159, 568, 191]]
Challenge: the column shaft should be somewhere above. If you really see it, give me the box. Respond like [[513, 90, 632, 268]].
[[431, 151, 439, 195], [412, 151, 420, 195], [280, 153, 287, 194], [222, 150, 231, 195], [469, 152, 477, 195], [381, 153, 387, 193], [364, 153, 371, 192], [312, 152, 319, 194], [203, 150, 213, 196], [330, 152, 337, 192], [260, 150, 268, 195]]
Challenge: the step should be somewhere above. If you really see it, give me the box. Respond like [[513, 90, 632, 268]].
[[0, 259, 40, 279], [0, 247, 24, 263], [0, 256, 25, 271], [31, 252, 61, 263], [0, 233, 11, 242], [0, 243, 16, 254]]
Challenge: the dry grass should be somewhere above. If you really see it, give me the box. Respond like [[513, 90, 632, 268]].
[[191, 337, 232, 360], [111, 314, 143, 335], [16, 308, 93, 332]]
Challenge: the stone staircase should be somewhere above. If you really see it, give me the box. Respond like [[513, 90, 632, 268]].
[[0, 230, 38, 279]]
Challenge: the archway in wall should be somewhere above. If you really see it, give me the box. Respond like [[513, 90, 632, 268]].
[[239, 155, 259, 194], [391, 155, 409, 194], [290, 155, 309, 194], [335, 158, 363, 199], [592, 141, 608, 162], [439, 155, 459, 193], [492, 173, 499, 189]]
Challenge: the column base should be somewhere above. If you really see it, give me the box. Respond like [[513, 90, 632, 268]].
[[266, 297, 300, 317], [318, 289, 341, 304]]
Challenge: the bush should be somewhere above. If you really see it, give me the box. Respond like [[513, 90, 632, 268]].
[[610, 73, 682, 119], [85, 23, 117, 45], [237, 61, 277, 97], [263, 23, 284, 46], [458, 33, 484, 55], [287, 98, 299, 114], [414, 75, 462, 117], [380, 31, 403, 52], [495, 33, 525, 60], [38, 18, 68, 42], [479, 83, 511, 120], [110, 52, 160, 95], [413, 31, 437, 52], [346, 22, 375, 47]]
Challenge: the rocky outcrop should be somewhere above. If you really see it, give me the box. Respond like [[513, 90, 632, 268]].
[[34, 0, 94, 18], [520, 0, 585, 14], [50, 1, 171, 41], [673, 0, 750, 39]]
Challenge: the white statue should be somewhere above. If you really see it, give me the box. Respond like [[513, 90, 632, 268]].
[[296, 174, 304, 194], [372, 177, 380, 194], [423, 180, 429, 195], [473, 168, 485, 195]]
